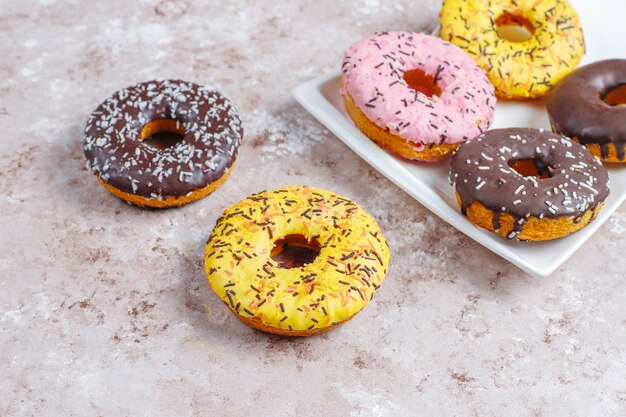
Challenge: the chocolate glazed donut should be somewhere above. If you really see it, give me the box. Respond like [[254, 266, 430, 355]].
[[547, 60, 626, 162], [450, 128, 609, 241], [84, 80, 242, 208]]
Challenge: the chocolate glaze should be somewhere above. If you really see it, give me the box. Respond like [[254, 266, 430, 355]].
[[547, 59, 626, 161], [450, 128, 610, 239], [84, 80, 243, 198]]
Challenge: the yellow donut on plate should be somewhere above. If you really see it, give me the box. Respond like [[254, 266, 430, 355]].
[[204, 186, 390, 336], [440, 0, 585, 99]]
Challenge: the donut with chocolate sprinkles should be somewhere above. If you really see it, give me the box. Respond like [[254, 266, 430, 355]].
[[204, 186, 390, 336], [341, 31, 496, 161], [84, 80, 242, 208], [548, 59, 626, 163], [440, 0, 585, 99], [450, 128, 609, 241]]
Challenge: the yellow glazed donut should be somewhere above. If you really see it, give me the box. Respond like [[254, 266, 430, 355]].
[[204, 186, 390, 336], [440, 0, 585, 99]]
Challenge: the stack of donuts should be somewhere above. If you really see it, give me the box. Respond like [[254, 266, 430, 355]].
[[81, 0, 623, 337], [342, 0, 621, 242]]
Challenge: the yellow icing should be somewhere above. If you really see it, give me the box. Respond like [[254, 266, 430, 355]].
[[204, 186, 390, 333], [440, 0, 585, 98]]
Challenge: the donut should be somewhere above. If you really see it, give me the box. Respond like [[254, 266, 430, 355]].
[[450, 128, 609, 241], [440, 0, 585, 99], [341, 31, 496, 161], [548, 59, 626, 163], [84, 80, 242, 208], [204, 186, 390, 336]]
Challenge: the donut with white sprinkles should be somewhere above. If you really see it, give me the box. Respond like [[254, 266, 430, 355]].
[[450, 128, 609, 241], [84, 80, 242, 208]]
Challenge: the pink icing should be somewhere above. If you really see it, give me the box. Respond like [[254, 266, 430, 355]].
[[342, 32, 496, 148]]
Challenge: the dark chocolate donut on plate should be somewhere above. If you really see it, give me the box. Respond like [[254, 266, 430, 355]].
[[450, 128, 609, 241], [84, 80, 243, 208], [547, 59, 626, 163]]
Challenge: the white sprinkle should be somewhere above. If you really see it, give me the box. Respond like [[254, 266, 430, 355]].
[[579, 182, 598, 194]]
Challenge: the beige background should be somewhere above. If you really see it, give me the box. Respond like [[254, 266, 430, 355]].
[[1, 0, 625, 416]]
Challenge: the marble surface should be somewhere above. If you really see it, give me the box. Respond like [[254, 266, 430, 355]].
[[1, 0, 625, 416]]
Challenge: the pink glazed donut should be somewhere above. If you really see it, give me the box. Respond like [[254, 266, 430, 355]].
[[341, 31, 496, 161]]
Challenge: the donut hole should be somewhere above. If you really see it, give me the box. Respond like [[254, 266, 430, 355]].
[[271, 234, 321, 269], [601, 84, 626, 106], [403, 69, 442, 98], [509, 158, 553, 179], [140, 119, 186, 150], [496, 13, 535, 43]]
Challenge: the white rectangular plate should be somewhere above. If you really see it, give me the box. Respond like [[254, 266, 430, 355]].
[[292, 1, 626, 277]]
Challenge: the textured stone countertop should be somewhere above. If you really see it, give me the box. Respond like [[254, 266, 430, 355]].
[[1, 1, 625, 416]]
